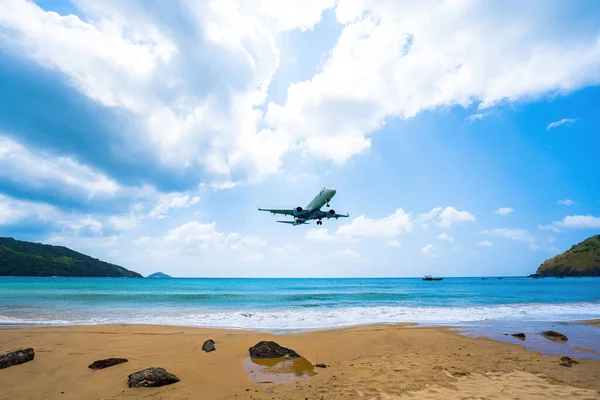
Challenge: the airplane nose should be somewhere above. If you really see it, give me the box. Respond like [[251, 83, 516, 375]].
[[329, 188, 336, 195]]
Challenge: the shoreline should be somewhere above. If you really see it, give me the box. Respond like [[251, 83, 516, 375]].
[[4, 317, 599, 363], [1, 316, 598, 329], [2, 323, 600, 399]]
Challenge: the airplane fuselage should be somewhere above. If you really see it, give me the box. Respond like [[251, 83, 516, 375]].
[[305, 187, 336, 211]]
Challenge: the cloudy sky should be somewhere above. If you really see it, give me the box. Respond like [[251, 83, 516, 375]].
[[1, 0, 599, 277]]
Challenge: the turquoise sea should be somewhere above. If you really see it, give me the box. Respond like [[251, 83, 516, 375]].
[[3, 276, 600, 357], [1, 276, 599, 330]]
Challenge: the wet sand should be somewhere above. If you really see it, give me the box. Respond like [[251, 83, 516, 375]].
[[583, 319, 600, 327], [1, 323, 600, 400]]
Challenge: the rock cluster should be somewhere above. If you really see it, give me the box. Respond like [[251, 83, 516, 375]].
[[0, 348, 35, 370], [202, 339, 216, 353], [127, 367, 180, 388], [559, 356, 578, 367], [88, 358, 128, 370], [541, 331, 568, 342], [249, 341, 301, 359]]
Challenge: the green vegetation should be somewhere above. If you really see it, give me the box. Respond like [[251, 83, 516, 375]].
[[536, 234, 600, 277], [0, 237, 142, 277]]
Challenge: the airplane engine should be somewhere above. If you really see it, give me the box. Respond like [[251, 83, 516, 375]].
[[293, 206, 303, 217], [326, 209, 336, 217]]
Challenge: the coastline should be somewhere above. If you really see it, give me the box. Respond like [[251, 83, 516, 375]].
[[1, 323, 600, 400]]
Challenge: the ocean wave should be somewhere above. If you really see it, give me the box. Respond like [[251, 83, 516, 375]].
[[1, 302, 599, 331]]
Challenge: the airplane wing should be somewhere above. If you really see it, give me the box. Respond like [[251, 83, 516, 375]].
[[321, 210, 350, 219], [257, 207, 295, 216]]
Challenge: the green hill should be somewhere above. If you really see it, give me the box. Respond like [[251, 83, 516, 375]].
[[147, 272, 172, 278], [535, 234, 600, 277], [0, 237, 142, 277]]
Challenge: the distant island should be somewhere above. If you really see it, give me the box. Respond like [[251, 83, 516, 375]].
[[147, 272, 172, 279], [0, 237, 142, 277], [533, 234, 600, 277]]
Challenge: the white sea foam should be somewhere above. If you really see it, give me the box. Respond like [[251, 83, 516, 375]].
[[1, 302, 599, 331]]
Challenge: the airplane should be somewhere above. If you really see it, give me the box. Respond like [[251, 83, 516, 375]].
[[258, 186, 349, 226]]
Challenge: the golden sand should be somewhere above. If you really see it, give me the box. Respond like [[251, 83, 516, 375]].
[[1, 324, 599, 400]]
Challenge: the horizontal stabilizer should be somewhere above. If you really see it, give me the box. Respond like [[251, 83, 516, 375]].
[[277, 220, 309, 225]]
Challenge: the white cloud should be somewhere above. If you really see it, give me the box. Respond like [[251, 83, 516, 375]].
[[148, 193, 200, 219], [63, 217, 104, 236], [0, 0, 176, 111], [0, 195, 29, 225], [230, 236, 268, 251], [258, 0, 336, 32], [553, 215, 600, 229], [464, 111, 492, 123], [478, 240, 493, 247], [305, 206, 474, 247], [107, 214, 143, 231], [45, 234, 119, 253], [208, 181, 241, 191], [265, 1, 600, 165], [438, 207, 476, 228], [493, 207, 513, 215], [417, 207, 443, 222], [2, 1, 598, 185], [336, 208, 412, 238], [539, 224, 561, 233], [0, 194, 108, 236], [437, 232, 454, 242], [557, 199, 575, 206], [546, 118, 579, 131], [529, 243, 560, 253], [135, 221, 265, 253], [420, 244, 435, 256], [0, 135, 120, 198], [417, 206, 475, 228], [481, 228, 536, 243], [305, 227, 346, 242], [0, 0, 333, 184], [0, 194, 58, 226]]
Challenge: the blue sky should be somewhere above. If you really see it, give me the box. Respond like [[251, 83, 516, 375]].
[[0, 0, 599, 277]]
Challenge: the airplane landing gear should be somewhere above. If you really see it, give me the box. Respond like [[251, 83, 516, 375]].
[[317, 220, 323, 225], [326, 199, 330, 207]]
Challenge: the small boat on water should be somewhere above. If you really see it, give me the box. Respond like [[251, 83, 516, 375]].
[[422, 275, 443, 281]]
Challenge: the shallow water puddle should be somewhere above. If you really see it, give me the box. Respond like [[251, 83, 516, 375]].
[[244, 357, 317, 384]]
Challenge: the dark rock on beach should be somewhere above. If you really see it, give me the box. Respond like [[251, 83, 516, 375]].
[[249, 341, 301, 359], [127, 367, 180, 388], [541, 330, 568, 342], [88, 358, 128, 370], [0, 348, 35, 370], [315, 363, 327, 368], [511, 333, 526, 340], [202, 339, 216, 353], [559, 356, 578, 367]]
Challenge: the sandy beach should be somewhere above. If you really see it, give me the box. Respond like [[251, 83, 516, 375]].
[[1, 324, 599, 400]]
